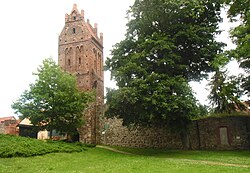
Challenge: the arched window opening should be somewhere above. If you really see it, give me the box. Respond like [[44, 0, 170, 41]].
[[99, 54, 102, 75], [94, 60, 97, 72], [73, 28, 76, 34], [93, 49, 97, 72]]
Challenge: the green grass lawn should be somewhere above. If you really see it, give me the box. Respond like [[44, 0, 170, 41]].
[[110, 146, 250, 166], [0, 147, 249, 173], [0, 134, 249, 173]]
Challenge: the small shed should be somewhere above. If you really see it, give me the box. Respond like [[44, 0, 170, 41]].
[[18, 118, 39, 138]]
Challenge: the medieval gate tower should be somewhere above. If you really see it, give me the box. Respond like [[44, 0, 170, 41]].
[[58, 4, 104, 144]]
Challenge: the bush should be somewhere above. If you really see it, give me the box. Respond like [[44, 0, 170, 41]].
[[83, 143, 96, 148], [0, 134, 86, 158]]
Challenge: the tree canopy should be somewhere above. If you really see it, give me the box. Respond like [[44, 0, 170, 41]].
[[226, 0, 250, 95], [107, 0, 225, 83], [12, 58, 93, 136], [105, 0, 224, 136], [208, 69, 245, 113]]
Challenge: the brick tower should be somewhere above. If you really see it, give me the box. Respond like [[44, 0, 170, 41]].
[[58, 4, 104, 144]]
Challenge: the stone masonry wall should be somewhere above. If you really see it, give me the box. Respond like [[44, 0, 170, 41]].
[[190, 116, 250, 150], [100, 116, 250, 150], [101, 118, 182, 148]]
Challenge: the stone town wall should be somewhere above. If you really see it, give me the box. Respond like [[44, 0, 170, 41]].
[[190, 116, 250, 150], [100, 116, 250, 150]]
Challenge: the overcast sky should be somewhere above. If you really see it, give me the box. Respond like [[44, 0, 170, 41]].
[[0, 0, 243, 118]]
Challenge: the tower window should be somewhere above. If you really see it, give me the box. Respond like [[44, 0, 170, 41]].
[[68, 59, 71, 66], [79, 58, 81, 64], [73, 16, 76, 20], [73, 28, 76, 33]]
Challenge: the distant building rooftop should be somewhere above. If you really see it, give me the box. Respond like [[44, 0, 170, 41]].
[[0, 116, 16, 123], [19, 118, 33, 126]]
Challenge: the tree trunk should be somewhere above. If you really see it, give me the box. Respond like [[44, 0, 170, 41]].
[[180, 130, 191, 150], [49, 129, 53, 139]]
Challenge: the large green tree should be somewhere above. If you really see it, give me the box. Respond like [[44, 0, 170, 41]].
[[105, 0, 224, 148], [208, 69, 245, 113], [226, 0, 250, 95], [12, 58, 92, 137]]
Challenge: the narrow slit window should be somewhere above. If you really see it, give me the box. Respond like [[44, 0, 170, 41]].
[[73, 28, 76, 33], [68, 59, 71, 66], [79, 58, 81, 64], [99, 55, 102, 75]]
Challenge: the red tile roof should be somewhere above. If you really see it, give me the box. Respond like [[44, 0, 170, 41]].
[[0, 116, 16, 123]]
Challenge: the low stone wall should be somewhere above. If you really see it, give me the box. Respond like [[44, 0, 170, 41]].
[[101, 118, 182, 148], [100, 116, 250, 150], [190, 116, 250, 150]]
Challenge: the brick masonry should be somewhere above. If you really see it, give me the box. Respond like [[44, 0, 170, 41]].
[[58, 4, 104, 144], [0, 120, 19, 135], [100, 116, 250, 150]]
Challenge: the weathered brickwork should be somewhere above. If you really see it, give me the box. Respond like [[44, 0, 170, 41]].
[[101, 116, 250, 150], [0, 120, 19, 135], [58, 4, 104, 144]]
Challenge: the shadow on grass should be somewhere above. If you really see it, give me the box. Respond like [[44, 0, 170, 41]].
[[109, 146, 250, 164]]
